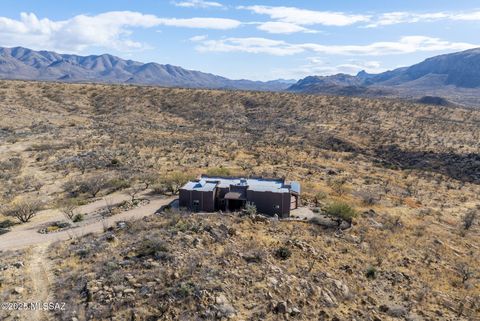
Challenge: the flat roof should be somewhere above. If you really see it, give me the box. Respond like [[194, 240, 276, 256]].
[[181, 176, 300, 194]]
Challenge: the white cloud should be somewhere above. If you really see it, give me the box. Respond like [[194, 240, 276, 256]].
[[239, 5, 370, 26], [239, 6, 480, 30], [190, 35, 208, 41], [302, 36, 478, 55], [256, 21, 316, 34], [367, 12, 449, 27], [157, 17, 240, 29], [0, 11, 240, 53], [173, 0, 224, 9], [303, 57, 384, 74], [452, 11, 480, 21], [195, 35, 478, 56], [196, 37, 305, 56], [366, 10, 480, 27]]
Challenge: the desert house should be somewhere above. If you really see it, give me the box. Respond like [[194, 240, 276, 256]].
[[179, 175, 300, 218]]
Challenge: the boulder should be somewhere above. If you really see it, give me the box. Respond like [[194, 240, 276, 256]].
[[13, 287, 24, 294], [321, 289, 338, 307], [123, 288, 136, 295], [380, 304, 409, 318], [214, 293, 236, 318]]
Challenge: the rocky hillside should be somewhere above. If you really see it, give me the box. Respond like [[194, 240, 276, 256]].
[[0, 47, 291, 91], [47, 206, 479, 321]]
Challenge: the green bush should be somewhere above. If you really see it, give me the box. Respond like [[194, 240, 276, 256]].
[[137, 237, 169, 258], [243, 202, 257, 215], [275, 246, 292, 260], [0, 219, 15, 229], [73, 213, 84, 222], [159, 172, 193, 195], [107, 178, 131, 192], [324, 202, 357, 224], [366, 266, 377, 279], [206, 167, 231, 177]]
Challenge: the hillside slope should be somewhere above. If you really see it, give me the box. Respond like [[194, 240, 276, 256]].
[[0, 81, 478, 320]]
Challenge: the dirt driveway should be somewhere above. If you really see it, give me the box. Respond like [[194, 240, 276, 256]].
[[0, 193, 176, 251]]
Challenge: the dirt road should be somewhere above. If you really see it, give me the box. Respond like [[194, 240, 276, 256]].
[[0, 194, 175, 251]]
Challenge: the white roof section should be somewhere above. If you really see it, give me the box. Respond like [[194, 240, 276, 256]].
[[182, 181, 217, 192], [181, 176, 300, 194]]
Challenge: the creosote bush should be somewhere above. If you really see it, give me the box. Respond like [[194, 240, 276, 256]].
[[324, 202, 357, 225], [275, 246, 292, 260], [366, 266, 377, 279]]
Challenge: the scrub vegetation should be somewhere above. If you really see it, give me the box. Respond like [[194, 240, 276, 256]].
[[0, 80, 478, 320]]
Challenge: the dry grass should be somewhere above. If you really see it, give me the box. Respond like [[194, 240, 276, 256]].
[[0, 80, 478, 320]]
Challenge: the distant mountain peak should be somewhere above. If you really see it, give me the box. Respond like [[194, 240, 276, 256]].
[[288, 48, 480, 108], [0, 46, 291, 91]]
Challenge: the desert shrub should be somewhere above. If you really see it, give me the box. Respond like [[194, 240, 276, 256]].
[[462, 209, 477, 230], [126, 184, 144, 202], [104, 261, 119, 274], [106, 178, 131, 192], [78, 175, 110, 197], [173, 282, 196, 299], [2, 198, 43, 223], [73, 213, 84, 223], [314, 191, 328, 206], [383, 215, 403, 231], [62, 174, 110, 198], [327, 178, 347, 195], [76, 247, 90, 258], [13, 175, 43, 192], [243, 202, 257, 215], [366, 266, 377, 279], [159, 171, 193, 195], [275, 246, 292, 260], [58, 199, 79, 221], [0, 219, 16, 229], [358, 190, 379, 205], [0, 219, 15, 235], [109, 158, 120, 167], [455, 262, 474, 285], [324, 202, 357, 225], [62, 179, 80, 197], [0, 157, 22, 172], [206, 167, 231, 177], [137, 236, 169, 258]]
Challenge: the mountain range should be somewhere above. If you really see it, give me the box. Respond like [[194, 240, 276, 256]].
[[0, 47, 294, 91], [289, 48, 480, 107], [0, 46, 479, 107]]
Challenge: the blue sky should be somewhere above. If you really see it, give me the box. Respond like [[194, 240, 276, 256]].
[[1, 0, 480, 80]]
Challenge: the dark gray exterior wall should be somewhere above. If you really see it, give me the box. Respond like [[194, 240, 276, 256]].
[[179, 189, 215, 212], [246, 190, 291, 218], [179, 189, 191, 208], [180, 185, 295, 217]]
